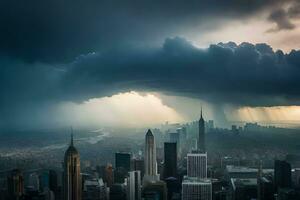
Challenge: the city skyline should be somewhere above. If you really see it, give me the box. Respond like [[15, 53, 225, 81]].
[[1, 110, 300, 199], [1, 0, 300, 199]]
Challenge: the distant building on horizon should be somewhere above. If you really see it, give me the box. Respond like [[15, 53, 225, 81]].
[[63, 133, 82, 200]]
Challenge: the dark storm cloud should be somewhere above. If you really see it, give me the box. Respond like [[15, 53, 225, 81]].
[[61, 37, 300, 107], [268, 9, 296, 31], [0, 0, 293, 62], [1, 37, 300, 128], [0, 58, 63, 128], [267, 1, 300, 31]]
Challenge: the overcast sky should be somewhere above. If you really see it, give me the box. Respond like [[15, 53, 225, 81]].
[[1, 0, 300, 129]]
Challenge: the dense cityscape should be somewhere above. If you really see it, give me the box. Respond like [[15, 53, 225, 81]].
[[2, 0, 300, 199], [1, 109, 300, 200]]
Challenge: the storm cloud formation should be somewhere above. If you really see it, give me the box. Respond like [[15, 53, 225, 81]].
[[1, 37, 300, 129], [268, 1, 300, 31], [62, 38, 300, 107], [1, 0, 300, 129], [0, 0, 296, 62]]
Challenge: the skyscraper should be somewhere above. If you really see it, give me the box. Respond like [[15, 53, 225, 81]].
[[143, 129, 159, 183], [164, 142, 177, 179], [126, 171, 141, 200], [7, 169, 24, 200], [49, 170, 58, 195], [115, 152, 131, 183], [182, 109, 212, 200], [133, 159, 144, 180], [63, 133, 82, 200], [198, 108, 205, 152], [187, 152, 207, 179], [274, 160, 292, 191], [116, 153, 131, 171]]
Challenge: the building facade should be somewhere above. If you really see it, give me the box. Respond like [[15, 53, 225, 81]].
[[187, 153, 207, 179], [143, 129, 159, 183], [182, 177, 212, 200], [126, 171, 141, 200], [164, 142, 177, 179], [63, 134, 82, 200]]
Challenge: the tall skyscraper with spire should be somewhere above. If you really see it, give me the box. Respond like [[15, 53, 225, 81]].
[[143, 129, 159, 183], [182, 108, 211, 200], [63, 132, 82, 200], [198, 107, 205, 152]]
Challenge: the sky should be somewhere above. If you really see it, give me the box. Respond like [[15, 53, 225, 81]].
[[1, 0, 300, 129]]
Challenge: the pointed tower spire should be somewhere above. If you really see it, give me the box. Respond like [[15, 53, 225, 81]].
[[70, 127, 74, 146], [200, 106, 203, 119], [200, 105, 204, 121], [198, 105, 205, 152]]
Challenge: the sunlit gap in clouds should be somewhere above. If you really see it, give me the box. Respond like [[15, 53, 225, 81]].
[[229, 106, 300, 128], [58, 91, 184, 128]]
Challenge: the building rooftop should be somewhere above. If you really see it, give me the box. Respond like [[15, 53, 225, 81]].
[[226, 165, 273, 174], [231, 178, 257, 190], [187, 152, 207, 156], [146, 129, 153, 137], [84, 178, 104, 187], [182, 176, 212, 185]]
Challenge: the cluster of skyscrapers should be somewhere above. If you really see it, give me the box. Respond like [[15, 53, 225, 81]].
[[2, 109, 300, 200]]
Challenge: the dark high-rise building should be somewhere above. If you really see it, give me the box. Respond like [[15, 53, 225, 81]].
[[198, 108, 205, 152], [109, 184, 126, 200], [274, 160, 292, 191], [115, 153, 131, 172], [115, 153, 131, 183], [142, 181, 167, 200], [63, 133, 82, 200], [7, 169, 24, 200], [165, 177, 181, 200], [49, 170, 58, 194], [164, 143, 177, 179], [39, 171, 49, 192]]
